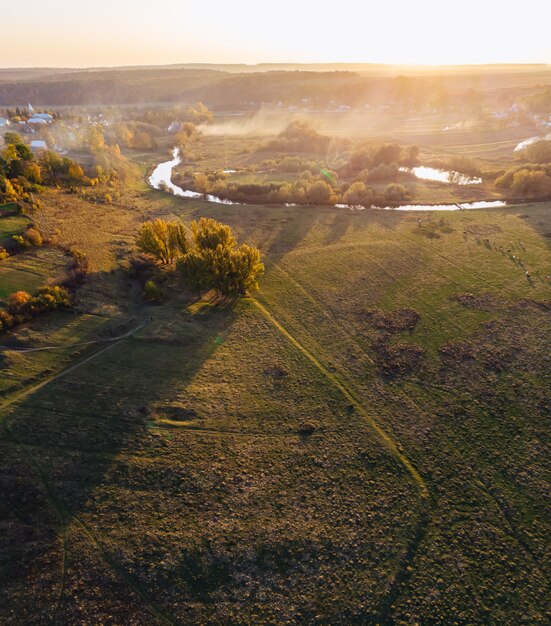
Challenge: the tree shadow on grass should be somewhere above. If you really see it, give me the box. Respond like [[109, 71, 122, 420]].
[[0, 267, 241, 624], [510, 203, 551, 251]]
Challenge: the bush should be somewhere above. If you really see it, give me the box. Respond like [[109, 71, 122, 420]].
[[518, 140, 551, 164], [307, 180, 337, 205], [1, 286, 71, 334], [297, 420, 320, 435], [375, 341, 425, 378], [0, 247, 9, 261], [343, 181, 373, 205], [262, 121, 330, 154], [511, 170, 551, 199], [10, 227, 43, 250], [359, 308, 421, 332], [0, 310, 14, 331], [24, 227, 43, 247], [32, 286, 71, 311], [446, 155, 482, 178], [264, 363, 290, 378], [384, 183, 409, 202], [364, 163, 400, 182], [7, 291, 32, 314], [144, 280, 163, 302]]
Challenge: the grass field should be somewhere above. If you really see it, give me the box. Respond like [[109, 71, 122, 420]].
[[0, 175, 549, 623], [0, 247, 70, 306], [0, 213, 28, 247], [0, 203, 21, 216]]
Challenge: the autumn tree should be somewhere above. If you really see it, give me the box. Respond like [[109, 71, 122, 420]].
[[24, 161, 42, 184], [519, 140, 551, 165], [224, 244, 264, 295], [87, 126, 106, 152], [186, 102, 214, 125], [177, 248, 213, 293], [192, 217, 236, 251], [343, 181, 373, 205], [136, 219, 189, 264], [7, 291, 32, 313], [68, 163, 86, 184], [39, 150, 65, 182], [3, 131, 24, 147], [178, 218, 263, 297], [193, 172, 210, 194], [307, 180, 337, 205], [384, 183, 409, 202]]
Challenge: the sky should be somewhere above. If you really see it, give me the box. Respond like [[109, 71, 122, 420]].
[[2, 0, 550, 68]]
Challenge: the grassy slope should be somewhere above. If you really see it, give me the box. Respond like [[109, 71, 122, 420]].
[[0, 247, 69, 305], [0, 208, 70, 306], [0, 184, 550, 623]]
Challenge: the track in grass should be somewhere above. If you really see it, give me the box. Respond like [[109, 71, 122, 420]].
[[251, 296, 432, 623], [0, 322, 178, 626]]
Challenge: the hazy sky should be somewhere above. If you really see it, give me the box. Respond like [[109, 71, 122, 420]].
[[3, 0, 550, 67]]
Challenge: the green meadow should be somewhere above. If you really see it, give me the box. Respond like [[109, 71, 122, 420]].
[[1, 178, 549, 623]]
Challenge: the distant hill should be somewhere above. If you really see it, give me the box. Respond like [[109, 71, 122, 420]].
[[0, 64, 549, 107]]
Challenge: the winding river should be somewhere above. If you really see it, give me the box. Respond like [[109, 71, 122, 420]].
[[149, 148, 506, 212], [149, 148, 238, 205]]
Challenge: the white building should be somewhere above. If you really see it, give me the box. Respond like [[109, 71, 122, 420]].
[[0, 117, 10, 127], [28, 117, 48, 125], [30, 140, 48, 151], [34, 113, 53, 122]]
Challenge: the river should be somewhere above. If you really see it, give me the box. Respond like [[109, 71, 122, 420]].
[[149, 149, 506, 212]]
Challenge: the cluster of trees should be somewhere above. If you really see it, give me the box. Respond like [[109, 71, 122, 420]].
[[425, 155, 482, 178], [0, 286, 71, 333], [41, 124, 134, 183], [172, 133, 421, 208], [186, 102, 214, 125], [182, 164, 410, 206], [261, 121, 332, 154], [495, 141, 551, 199], [496, 166, 551, 199], [1, 132, 40, 202], [0, 131, 97, 202], [342, 181, 409, 204], [10, 225, 43, 253], [107, 121, 160, 151], [84, 126, 134, 182], [271, 156, 321, 173], [183, 171, 341, 205], [136, 217, 264, 297], [176, 122, 200, 160], [340, 142, 419, 177], [517, 140, 551, 165]]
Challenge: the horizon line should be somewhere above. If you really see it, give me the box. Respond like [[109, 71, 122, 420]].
[[1, 61, 550, 72]]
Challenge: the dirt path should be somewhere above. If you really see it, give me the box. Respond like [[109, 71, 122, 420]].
[[251, 296, 431, 623], [251, 297, 428, 498]]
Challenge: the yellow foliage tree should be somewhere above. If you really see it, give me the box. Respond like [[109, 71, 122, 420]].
[[136, 219, 189, 264]]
